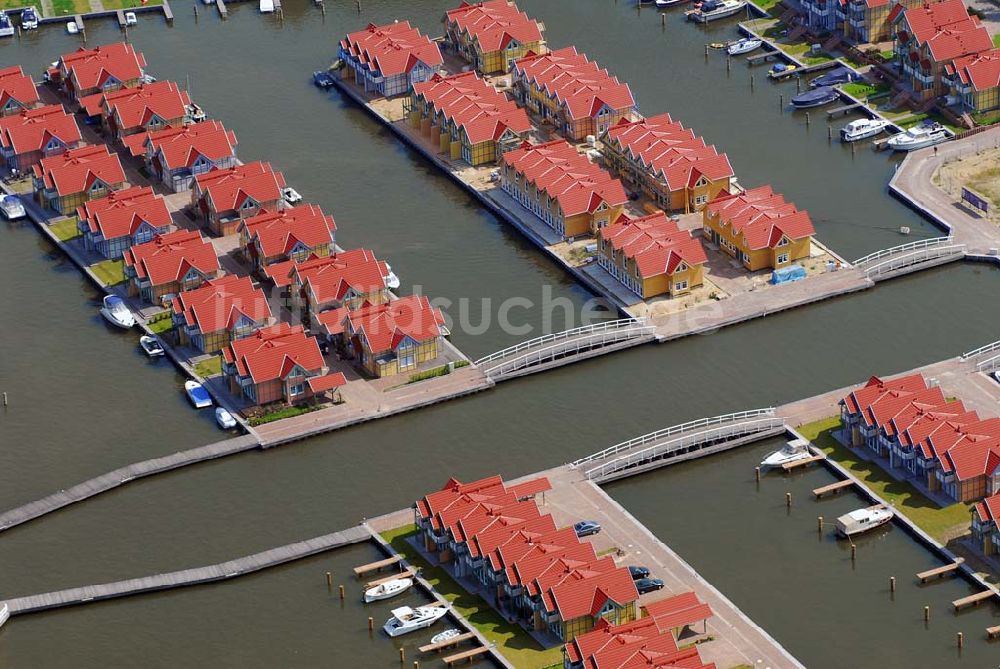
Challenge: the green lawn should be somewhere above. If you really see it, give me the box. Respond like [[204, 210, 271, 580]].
[[841, 82, 889, 100], [146, 311, 173, 335], [0, 0, 42, 12], [193, 355, 221, 378], [90, 259, 125, 286], [101, 0, 163, 8], [993, 34, 1000, 48], [381, 525, 563, 669], [49, 217, 80, 243], [48, 0, 89, 15], [747, 0, 779, 14], [798, 417, 973, 543]]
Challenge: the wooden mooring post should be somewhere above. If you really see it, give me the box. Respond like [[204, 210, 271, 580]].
[[325, 571, 332, 589]]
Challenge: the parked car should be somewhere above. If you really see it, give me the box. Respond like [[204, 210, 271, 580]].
[[627, 566, 650, 580], [574, 520, 601, 537], [993, 370, 1000, 385], [634, 578, 665, 594]]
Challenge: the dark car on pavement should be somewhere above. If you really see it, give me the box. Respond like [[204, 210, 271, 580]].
[[634, 578, 665, 594], [574, 520, 601, 537], [628, 566, 650, 580]]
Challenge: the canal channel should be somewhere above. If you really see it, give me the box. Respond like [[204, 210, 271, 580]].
[[0, 1, 997, 666]]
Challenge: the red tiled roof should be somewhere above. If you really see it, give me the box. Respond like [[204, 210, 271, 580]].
[[974, 491, 1000, 525], [307, 371, 347, 392], [32, 144, 125, 196], [545, 565, 638, 620], [194, 161, 286, 212], [100, 81, 192, 133], [222, 323, 325, 384], [0, 104, 81, 157], [340, 21, 443, 77], [172, 275, 272, 334], [842, 374, 928, 415], [123, 120, 238, 168], [503, 139, 628, 217], [445, 0, 544, 52], [945, 47, 1000, 90], [283, 248, 391, 303], [512, 46, 635, 121], [416, 474, 507, 526], [704, 185, 815, 250], [642, 592, 713, 631], [605, 114, 734, 193], [516, 542, 599, 594], [59, 42, 146, 93], [322, 295, 445, 354], [0, 65, 39, 109], [239, 204, 336, 260], [898, 0, 991, 62], [467, 512, 556, 559], [123, 229, 220, 287], [489, 525, 578, 575], [76, 186, 171, 239], [601, 212, 707, 279], [863, 387, 944, 429], [924, 23, 992, 63], [413, 71, 532, 144], [941, 436, 1000, 480]]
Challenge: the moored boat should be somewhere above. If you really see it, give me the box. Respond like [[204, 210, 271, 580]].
[[655, 0, 687, 6], [139, 335, 165, 357], [1, 194, 25, 220], [185, 380, 213, 409], [100, 295, 136, 329], [364, 577, 414, 603], [726, 37, 762, 55], [260, 0, 275, 12], [282, 187, 302, 205], [66, 20, 79, 34], [313, 70, 336, 89], [809, 65, 860, 88], [759, 438, 812, 470], [835, 505, 893, 537], [791, 85, 839, 109], [886, 121, 950, 152], [430, 628, 462, 644], [20, 7, 38, 30], [124, 11, 137, 25], [768, 62, 796, 78], [840, 118, 890, 142], [0, 11, 16, 37], [383, 604, 449, 637], [215, 407, 237, 429], [687, 0, 746, 22]]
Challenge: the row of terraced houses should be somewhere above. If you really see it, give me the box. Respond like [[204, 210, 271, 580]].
[[414, 475, 717, 665], [12, 42, 453, 413], [333, 1, 815, 303]]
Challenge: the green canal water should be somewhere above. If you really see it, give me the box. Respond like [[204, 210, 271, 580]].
[[0, 1, 997, 667]]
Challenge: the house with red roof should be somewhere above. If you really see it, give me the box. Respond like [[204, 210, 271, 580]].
[[0, 104, 82, 172], [337, 22, 444, 98], [500, 139, 628, 239], [410, 71, 533, 165], [840, 374, 930, 445], [277, 248, 395, 323], [832, 0, 926, 44], [55, 42, 147, 103], [596, 212, 707, 300], [75, 186, 171, 259], [32, 144, 126, 215], [0, 66, 40, 117], [972, 491, 1000, 556], [539, 563, 639, 641], [443, 0, 546, 74], [943, 48, 1000, 115], [511, 47, 637, 141], [123, 229, 222, 304], [935, 435, 1000, 502], [237, 204, 337, 275], [124, 120, 239, 193], [316, 295, 446, 378], [96, 81, 192, 143], [222, 323, 344, 407], [171, 275, 274, 353], [191, 161, 286, 236], [702, 185, 815, 272], [602, 114, 735, 214], [892, 0, 993, 101]]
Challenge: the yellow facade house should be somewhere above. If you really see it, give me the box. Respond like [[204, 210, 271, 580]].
[[443, 0, 545, 74]]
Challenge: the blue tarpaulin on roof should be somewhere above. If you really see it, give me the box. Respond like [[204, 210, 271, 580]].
[[770, 264, 806, 285]]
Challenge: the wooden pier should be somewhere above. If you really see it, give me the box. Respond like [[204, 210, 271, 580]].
[[162, 0, 173, 22], [418, 632, 475, 653], [116, 9, 126, 27], [216, 0, 227, 18], [987, 624, 1000, 639], [72, 14, 83, 32], [364, 566, 416, 589], [443, 646, 490, 666], [746, 50, 781, 64], [812, 479, 853, 497], [2, 524, 370, 614], [951, 589, 995, 611], [916, 558, 964, 583], [769, 60, 840, 81], [352, 555, 401, 577], [782, 454, 825, 471], [827, 102, 862, 118]]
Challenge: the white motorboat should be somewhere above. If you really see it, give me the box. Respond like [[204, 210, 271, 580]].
[[215, 407, 237, 429], [364, 577, 414, 603], [124, 11, 137, 25], [282, 187, 302, 205], [66, 20, 79, 34], [139, 335, 165, 357], [687, 0, 746, 22], [886, 121, 950, 152], [1, 194, 25, 220], [835, 505, 894, 537], [185, 380, 213, 409], [430, 628, 462, 645], [840, 118, 890, 142], [759, 438, 812, 470], [383, 605, 449, 637], [20, 7, 38, 30], [260, 0, 275, 12], [655, 0, 687, 6], [100, 295, 136, 329], [727, 37, 762, 55], [0, 11, 15, 37], [186, 103, 206, 123], [384, 263, 401, 290], [0, 602, 8, 630]]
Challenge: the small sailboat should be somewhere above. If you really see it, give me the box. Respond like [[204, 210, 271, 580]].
[[364, 577, 414, 603], [430, 628, 462, 645], [184, 380, 213, 409], [383, 605, 449, 637], [791, 85, 839, 109], [0, 12, 16, 37], [139, 335, 165, 357], [100, 295, 136, 329], [887, 121, 950, 152], [840, 118, 890, 142], [760, 438, 812, 470], [835, 505, 893, 537], [1, 194, 25, 220], [215, 407, 237, 429], [727, 37, 762, 55]]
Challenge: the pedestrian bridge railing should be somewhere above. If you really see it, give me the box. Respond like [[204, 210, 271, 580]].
[[852, 237, 956, 268], [475, 319, 650, 367], [963, 339, 1000, 361], [976, 355, 1000, 374]]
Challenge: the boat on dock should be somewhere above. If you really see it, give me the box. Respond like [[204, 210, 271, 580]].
[[383, 604, 449, 637], [840, 118, 890, 142], [760, 438, 812, 470], [791, 86, 839, 109], [184, 380, 213, 409], [20, 7, 38, 30], [139, 335, 165, 358], [1, 194, 25, 220], [835, 505, 893, 537], [808, 65, 860, 88], [886, 121, 950, 152], [686, 0, 746, 22], [727, 37, 762, 55], [768, 62, 796, 78], [100, 295, 136, 329], [363, 577, 413, 603], [0, 12, 16, 37]]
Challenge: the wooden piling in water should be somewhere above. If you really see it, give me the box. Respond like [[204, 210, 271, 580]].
[[368, 616, 374, 631], [924, 606, 930, 622], [750, 74, 754, 91], [339, 584, 345, 600], [806, 112, 810, 127], [957, 631, 963, 648], [890, 576, 895, 592], [851, 544, 856, 561], [828, 126, 832, 142], [755, 466, 760, 482], [785, 492, 791, 507], [399, 647, 405, 663], [817, 516, 822, 532], [325, 571, 332, 588]]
